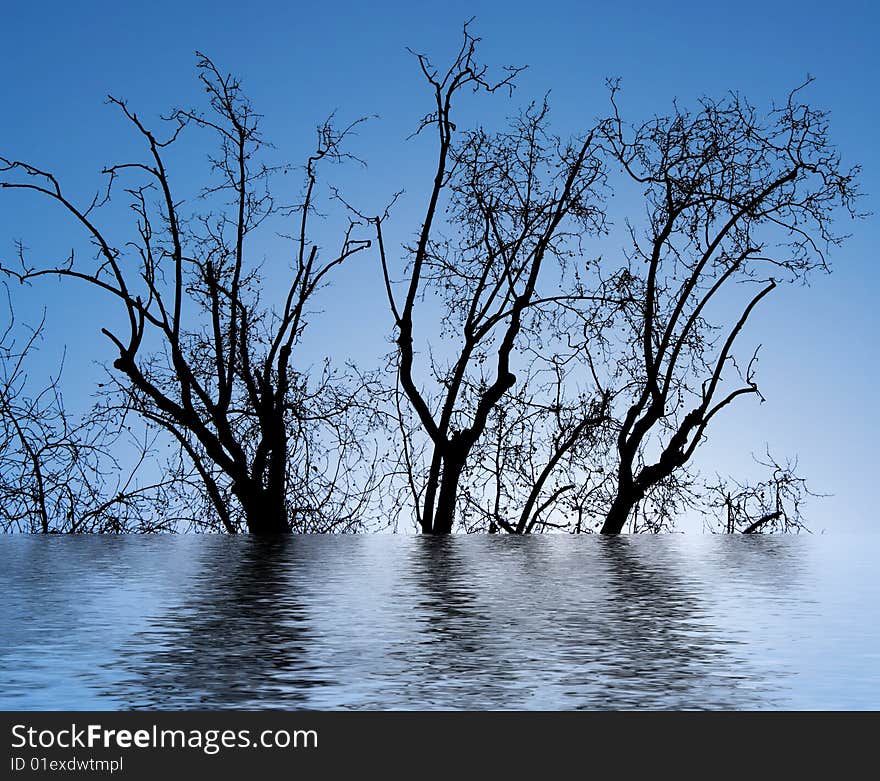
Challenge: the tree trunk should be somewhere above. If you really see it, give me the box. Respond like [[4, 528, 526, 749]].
[[238, 487, 290, 534], [601, 489, 640, 534], [430, 457, 465, 534]]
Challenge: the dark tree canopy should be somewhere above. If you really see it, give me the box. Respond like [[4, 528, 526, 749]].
[[370, 29, 858, 535], [0, 26, 861, 534], [596, 79, 860, 533], [370, 30, 612, 534], [1, 56, 380, 533]]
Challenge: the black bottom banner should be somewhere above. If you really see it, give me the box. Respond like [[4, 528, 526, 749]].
[[1, 711, 877, 777]]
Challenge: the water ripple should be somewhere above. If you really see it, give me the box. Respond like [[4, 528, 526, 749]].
[[0, 534, 877, 709]]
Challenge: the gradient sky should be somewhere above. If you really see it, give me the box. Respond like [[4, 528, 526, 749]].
[[1, 0, 877, 532]]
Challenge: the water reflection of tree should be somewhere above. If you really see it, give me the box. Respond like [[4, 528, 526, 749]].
[[105, 538, 326, 709], [574, 537, 781, 708], [711, 535, 807, 594], [384, 537, 515, 708], [99, 537, 803, 709], [393, 537, 787, 709]]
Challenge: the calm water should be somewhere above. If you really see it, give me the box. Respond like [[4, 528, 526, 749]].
[[1, 535, 878, 710]]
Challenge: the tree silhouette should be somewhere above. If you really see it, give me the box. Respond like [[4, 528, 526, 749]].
[[703, 451, 817, 534], [1, 56, 379, 533], [0, 28, 862, 535], [0, 288, 184, 532], [594, 80, 860, 533], [370, 26, 613, 534]]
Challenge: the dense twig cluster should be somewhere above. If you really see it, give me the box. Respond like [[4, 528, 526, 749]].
[[0, 289, 190, 532]]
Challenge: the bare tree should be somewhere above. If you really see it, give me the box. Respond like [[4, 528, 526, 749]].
[[595, 80, 860, 534], [1, 55, 379, 533], [0, 288, 183, 532], [1, 30, 861, 537], [370, 26, 610, 534], [704, 451, 818, 534]]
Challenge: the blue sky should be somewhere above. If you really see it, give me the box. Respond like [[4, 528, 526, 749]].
[[1, 0, 877, 532]]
